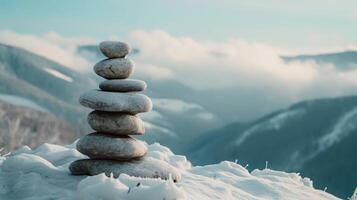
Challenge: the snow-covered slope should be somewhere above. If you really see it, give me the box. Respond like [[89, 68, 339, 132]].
[[0, 43, 95, 126], [189, 96, 357, 198], [0, 101, 82, 153], [0, 142, 340, 200]]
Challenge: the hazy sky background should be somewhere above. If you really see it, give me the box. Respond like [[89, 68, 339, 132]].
[[1, 0, 357, 51], [1, 0, 357, 121]]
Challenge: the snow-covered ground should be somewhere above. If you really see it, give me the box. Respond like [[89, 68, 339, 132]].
[[0, 142, 341, 200]]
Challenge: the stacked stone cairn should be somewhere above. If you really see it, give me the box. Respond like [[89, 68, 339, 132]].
[[69, 41, 180, 182]]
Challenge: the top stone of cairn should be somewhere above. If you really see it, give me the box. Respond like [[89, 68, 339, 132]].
[[99, 41, 131, 58]]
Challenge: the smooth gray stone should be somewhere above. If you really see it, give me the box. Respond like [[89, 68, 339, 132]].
[[88, 111, 145, 135], [79, 90, 152, 114], [69, 157, 181, 182], [76, 133, 147, 160], [99, 41, 130, 58], [94, 58, 134, 79], [99, 79, 147, 92]]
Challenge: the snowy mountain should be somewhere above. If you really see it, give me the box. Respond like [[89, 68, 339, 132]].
[[0, 43, 96, 125], [0, 142, 341, 200], [0, 43, 221, 154], [189, 95, 357, 198]]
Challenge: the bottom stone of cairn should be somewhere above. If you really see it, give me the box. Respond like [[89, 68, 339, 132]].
[[69, 157, 181, 182]]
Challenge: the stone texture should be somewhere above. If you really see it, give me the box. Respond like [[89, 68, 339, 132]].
[[99, 79, 147, 92], [76, 133, 147, 160], [69, 157, 181, 182], [94, 58, 134, 79], [88, 111, 145, 135], [79, 90, 152, 114], [99, 41, 130, 58]]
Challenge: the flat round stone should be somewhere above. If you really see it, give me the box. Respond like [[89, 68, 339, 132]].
[[88, 111, 145, 135], [99, 41, 130, 58], [69, 157, 181, 182], [79, 90, 152, 114], [99, 79, 147, 92], [94, 58, 134, 79], [76, 133, 147, 160]]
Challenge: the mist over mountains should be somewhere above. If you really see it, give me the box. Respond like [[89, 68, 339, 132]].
[[282, 50, 357, 71]]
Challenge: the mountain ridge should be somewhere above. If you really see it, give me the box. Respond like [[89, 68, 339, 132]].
[[188, 95, 357, 198], [282, 50, 357, 70]]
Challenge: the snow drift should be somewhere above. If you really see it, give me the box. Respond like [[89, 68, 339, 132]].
[[0, 142, 340, 200]]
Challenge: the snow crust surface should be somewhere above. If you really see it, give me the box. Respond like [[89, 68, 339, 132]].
[[0, 142, 339, 200]]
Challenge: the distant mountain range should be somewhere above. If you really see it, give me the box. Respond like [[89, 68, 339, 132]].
[[282, 50, 357, 70], [0, 43, 96, 125], [188, 95, 357, 198], [0, 43, 222, 154]]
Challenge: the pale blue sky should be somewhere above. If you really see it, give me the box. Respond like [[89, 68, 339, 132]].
[[1, 0, 356, 48]]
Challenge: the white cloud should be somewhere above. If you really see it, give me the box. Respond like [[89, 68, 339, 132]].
[[2, 29, 357, 108], [143, 121, 177, 138], [0, 30, 95, 71], [153, 98, 215, 120], [153, 98, 204, 113], [126, 29, 357, 103], [134, 63, 175, 80], [127, 30, 318, 90]]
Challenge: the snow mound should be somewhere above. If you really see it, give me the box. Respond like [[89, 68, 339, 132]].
[[0, 142, 339, 200]]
